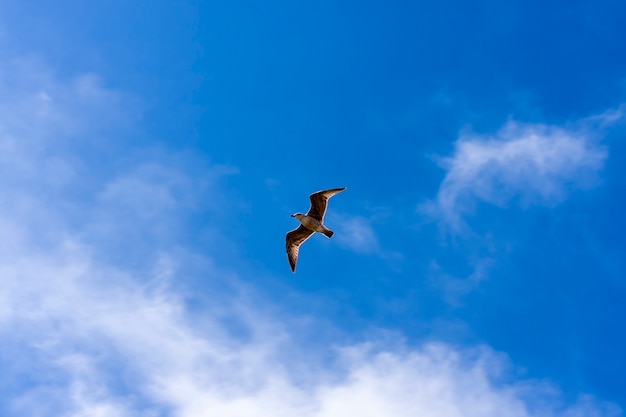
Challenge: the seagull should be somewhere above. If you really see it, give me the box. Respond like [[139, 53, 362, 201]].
[[286, 187, 346, 272]]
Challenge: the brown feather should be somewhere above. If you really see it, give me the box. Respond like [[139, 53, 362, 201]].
[[306, 187, 346, 221], [285, 225, 314, 272]]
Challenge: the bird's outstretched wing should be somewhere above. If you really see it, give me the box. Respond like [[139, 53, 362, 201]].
[[286, 225, 314, 272], [307, 187, 346, 221]]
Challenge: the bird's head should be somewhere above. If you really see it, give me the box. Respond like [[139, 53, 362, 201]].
[[291, 213, 304, 219]]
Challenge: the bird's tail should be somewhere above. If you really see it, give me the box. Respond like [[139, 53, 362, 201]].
[[322, 229, 334, 238]]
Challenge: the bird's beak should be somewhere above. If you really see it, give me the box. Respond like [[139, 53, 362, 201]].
[[290, 214, 295, 217]]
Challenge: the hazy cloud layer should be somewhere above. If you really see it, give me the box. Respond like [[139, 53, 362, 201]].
[[1, 243, 621, 417]]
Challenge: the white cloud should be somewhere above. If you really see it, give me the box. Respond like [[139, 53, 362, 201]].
[[0, 57, 620, 416], [422, 118, 610, 232], [1, 241, 622, 417]]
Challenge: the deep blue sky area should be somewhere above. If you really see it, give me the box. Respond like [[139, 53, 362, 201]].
[[0, 1, 625, 415]]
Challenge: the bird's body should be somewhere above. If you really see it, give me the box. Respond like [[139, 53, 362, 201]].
[[291, 213, 333, 237], [286, 187, 346, 272]]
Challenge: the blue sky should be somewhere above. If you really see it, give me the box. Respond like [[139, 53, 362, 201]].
[[0, 1, 625, 415]]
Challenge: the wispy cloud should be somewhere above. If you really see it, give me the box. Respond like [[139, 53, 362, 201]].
[[332, 214, 381, 255], [421, 117, 612, 232], [429, 258, 494, 306], [329, 210, 403, 264], [0, 56, 620, 416]]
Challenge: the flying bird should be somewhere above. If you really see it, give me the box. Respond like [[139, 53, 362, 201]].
[[286, 187, 346, 272]]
